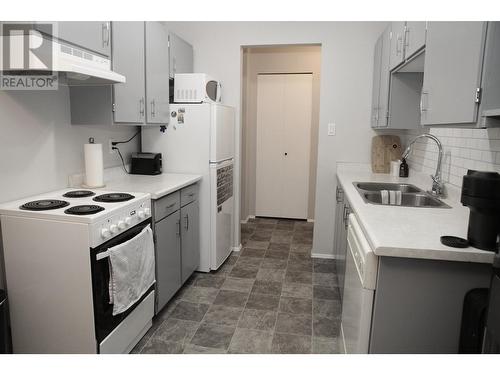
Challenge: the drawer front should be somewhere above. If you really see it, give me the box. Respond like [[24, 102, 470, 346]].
[[154, 192, 180, 222], [181, 184, 198, 207]]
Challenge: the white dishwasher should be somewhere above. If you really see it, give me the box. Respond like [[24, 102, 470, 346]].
[[340, 213, 378, 354]]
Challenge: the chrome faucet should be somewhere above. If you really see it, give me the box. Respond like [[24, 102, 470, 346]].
[[402, 134, 445, 198]]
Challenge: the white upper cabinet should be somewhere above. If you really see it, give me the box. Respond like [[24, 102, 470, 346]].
[[421, 22, 486, 126]]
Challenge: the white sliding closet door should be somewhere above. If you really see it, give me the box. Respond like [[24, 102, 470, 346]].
[[255, 73, 313, 219]]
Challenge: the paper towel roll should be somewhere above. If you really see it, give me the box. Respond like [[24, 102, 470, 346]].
[[84, 142, 105, 188], [390, 160, 400, 177]]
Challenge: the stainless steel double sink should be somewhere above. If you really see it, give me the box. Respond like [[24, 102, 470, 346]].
[[353, 182, 450, 208]]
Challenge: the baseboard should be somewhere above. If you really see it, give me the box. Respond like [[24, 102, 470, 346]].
[[240, 215, 255, 224], [311, 252, 335, 259], [232, 244, 242, 252]]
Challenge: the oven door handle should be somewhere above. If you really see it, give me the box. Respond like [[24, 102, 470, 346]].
[[95, 221, 152, 260]]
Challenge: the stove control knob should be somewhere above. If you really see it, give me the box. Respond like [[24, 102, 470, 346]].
[[144, 207, 151, 216], [138, 210, 145, 219], [124, 217, 132, 226], [101, 228, 111, 239], [118, 220, 126, 229], [110, 224, 118, 233]]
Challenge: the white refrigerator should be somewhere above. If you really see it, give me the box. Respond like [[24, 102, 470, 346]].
[[142, 103, 235, 272]]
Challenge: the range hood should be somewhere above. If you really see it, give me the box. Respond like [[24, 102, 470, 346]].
[[0, 35, 125, 85]]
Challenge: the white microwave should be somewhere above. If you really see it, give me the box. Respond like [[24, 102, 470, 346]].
[[174, 73, 222, 103]]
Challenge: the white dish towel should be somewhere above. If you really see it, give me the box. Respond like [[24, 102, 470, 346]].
[[108, 225, 155, 316], [380, 190, 402, 205]]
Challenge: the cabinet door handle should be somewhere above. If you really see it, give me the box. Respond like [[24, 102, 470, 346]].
[[102, 22, 110, 47], [184, 214, 189, 231], [151, 99, 156, 117], [176, 220, 181, 236], [404, 27, 410, 49], [139, 98, 145, 117], [396, 34, 403, 56], [336, 186, 343, 203], [420, 90, 429, 113]]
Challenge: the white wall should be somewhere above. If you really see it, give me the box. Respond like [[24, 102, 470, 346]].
[[0, 87, 140, 289], [165, 21, 385, 257], [241, 46, 321, 221]]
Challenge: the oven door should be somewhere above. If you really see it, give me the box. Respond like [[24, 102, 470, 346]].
[[90, 219, 154, 346]]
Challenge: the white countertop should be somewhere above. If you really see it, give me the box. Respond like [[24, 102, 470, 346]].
[[337, 163, 495, 264], [101, 173, 202, 200]]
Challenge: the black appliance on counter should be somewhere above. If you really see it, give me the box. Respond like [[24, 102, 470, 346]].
[[458, 170, 500, 353], [461, 170, 500, 251], [130, 152, 162, 175]]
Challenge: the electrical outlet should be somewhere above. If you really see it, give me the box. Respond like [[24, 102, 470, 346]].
[[108, 139, 116, 154], [328, 123, 336, 136]]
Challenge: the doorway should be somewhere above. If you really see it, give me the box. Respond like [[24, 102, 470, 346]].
[[240, 45, 321, 223], [255, 73, 313, 219]]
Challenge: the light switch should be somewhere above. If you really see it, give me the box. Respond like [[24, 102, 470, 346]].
[[328, 123, 336, 136]]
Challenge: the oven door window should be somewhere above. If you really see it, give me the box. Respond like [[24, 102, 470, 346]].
[[90, 220, 154, 344]]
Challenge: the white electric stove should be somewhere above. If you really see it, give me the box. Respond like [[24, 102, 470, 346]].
[[0, 189, 154, 354]]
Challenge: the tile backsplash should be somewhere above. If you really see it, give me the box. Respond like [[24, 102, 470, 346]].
[[396, 127, 500, 188]]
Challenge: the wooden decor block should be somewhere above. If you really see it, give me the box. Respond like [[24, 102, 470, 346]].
[[371, 135, 402, 173]]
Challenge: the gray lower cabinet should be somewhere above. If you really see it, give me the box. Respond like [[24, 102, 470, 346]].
[[421, 22, 486, 126], [152, 184, 199, 313], [370, 256, 491, 353], [180, 200, 200, 284], [333, 185, 350, 300], [169, 32, 194, 78], [154, 208, 181, 312]]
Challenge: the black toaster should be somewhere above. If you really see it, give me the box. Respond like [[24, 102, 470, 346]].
[[130, 152, 162, 175]]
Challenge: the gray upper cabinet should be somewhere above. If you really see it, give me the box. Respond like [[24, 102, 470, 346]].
[[169, 32, 194, 78], [112, 22, 145, 124], [69, 22, 179, 126], [421, 22, 486, 126], [35, 22, 111, 57], [180, 200, 199, 284], [404, 22, 426, 58], [389, 22, 406, 70], [371, 33, 383, 128], [145, 22, 170, 124], [57, 22, 111, 57], [480, 22, 500, 124], [378, 26, 391, 128], [371, 26, 391, 128]]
